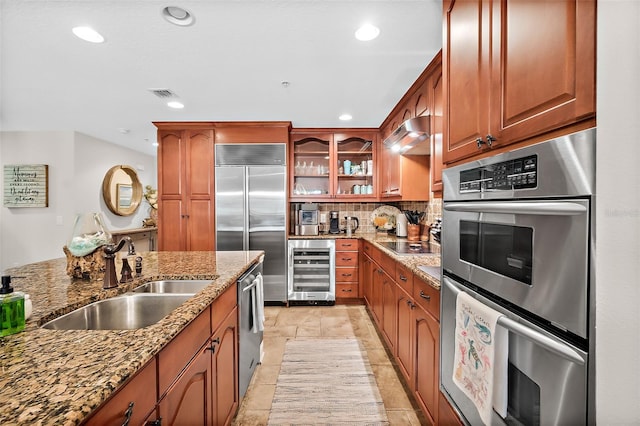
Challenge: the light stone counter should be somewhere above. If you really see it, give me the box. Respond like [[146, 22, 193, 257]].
[[0, 250, 263, 425], [289, 232, 441, 289]]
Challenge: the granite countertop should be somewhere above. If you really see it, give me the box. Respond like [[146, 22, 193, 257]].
[[289, 232, 442, 289], [0, 250, 263, 425]]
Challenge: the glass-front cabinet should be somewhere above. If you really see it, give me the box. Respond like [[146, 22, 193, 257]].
[[291, 133, 332, 199], [334, 133, 375, 199], [290, 130, 377, 200]]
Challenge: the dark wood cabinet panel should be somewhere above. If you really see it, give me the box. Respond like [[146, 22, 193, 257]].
[[443, 0, 596, 165], [157, 127, 215, 251], [158, 345, 212, 425], [442, 0, 491, 164], [413, 306, 439, 425], [211, 307, 239, 426]]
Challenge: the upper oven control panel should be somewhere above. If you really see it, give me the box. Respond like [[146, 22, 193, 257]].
[[459, 154, 537, 193]]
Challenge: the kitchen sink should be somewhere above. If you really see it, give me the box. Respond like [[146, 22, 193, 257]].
[[41, 293, 192, 330], [132, 279, 214, 294]]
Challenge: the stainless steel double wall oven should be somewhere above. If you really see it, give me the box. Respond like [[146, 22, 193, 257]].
[[441, 129, 596, 425]]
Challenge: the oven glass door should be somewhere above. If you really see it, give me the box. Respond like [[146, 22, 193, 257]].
[[441, 276, 588, 426], [443, 199, 590, 339]]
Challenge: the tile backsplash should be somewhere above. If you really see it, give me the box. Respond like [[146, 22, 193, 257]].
[[292, 199, 442, 235]]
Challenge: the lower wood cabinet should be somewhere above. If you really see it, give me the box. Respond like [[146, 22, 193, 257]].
[[158, 344, 213, 424], [85, 284, 239, 426], [335, 239, 360, 301], [84, 358, 157, 426], [413, 300, 440, 425], [380, 269, 397, 352], [438, 390, 464, 426], [211, 307, 239, 426], [362, 246, 443, 426]]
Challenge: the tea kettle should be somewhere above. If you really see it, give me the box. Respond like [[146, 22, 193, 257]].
[[344, 216, 359, 236]]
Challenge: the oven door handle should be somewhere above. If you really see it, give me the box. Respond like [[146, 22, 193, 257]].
[[444, 201, 587, 216], [443, 277, 586, 365]]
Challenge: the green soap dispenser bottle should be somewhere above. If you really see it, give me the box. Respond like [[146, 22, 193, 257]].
[[1, 275, 25, 337]]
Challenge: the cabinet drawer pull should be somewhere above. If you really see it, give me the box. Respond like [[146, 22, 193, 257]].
[[207, 337, 221, 353], [342, 288, 353, 292], [342, 243, 353, 247], [341, 257, 353, 261], [122, 402, 134, 426], [419, 290, 431, 301], [399, 274, 407, 282], [341, 273, 352, 277]]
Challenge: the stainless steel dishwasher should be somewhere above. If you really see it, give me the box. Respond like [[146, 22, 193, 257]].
[[237, 259, 264, 398], [287, 239, 335, 305]]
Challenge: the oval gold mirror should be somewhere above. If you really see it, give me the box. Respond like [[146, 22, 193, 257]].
[[102, 165, 143, 216]]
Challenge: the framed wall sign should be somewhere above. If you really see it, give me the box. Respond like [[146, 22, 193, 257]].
[[3, 164, 49, 208]]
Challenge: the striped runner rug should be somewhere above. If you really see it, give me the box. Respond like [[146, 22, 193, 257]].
[[268, 338, 389, 425]]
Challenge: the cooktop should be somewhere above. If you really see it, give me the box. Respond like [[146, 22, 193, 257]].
[[378, 241, 435, 255]]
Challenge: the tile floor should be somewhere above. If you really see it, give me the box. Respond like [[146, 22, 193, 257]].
[[232, 304, 427, 425]]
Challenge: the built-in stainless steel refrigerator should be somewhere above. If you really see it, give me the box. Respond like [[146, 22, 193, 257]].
[[215, 144, 287, 302]]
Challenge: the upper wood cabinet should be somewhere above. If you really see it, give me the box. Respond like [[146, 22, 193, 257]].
[[443, 0, 596, 165], [290, 129, 377, 201], [378, 53, 442, 200], [156, 126, 215, 251]]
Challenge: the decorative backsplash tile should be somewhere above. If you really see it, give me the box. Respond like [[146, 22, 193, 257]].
[[297, 199, 442, 235]]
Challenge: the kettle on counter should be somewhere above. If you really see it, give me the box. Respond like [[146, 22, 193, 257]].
[[344, 216, 359, 236], [396, 213, 408, 238]]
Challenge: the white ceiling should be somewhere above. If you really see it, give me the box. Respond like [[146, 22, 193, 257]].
[[0, 0, 443, 156]]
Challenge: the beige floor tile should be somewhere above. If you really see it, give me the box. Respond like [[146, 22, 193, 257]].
[[386, 409, 425, 426], [251, 364, 280, 385], [372, 364, 415, 409], [233, 305, 422, 425], [231, 409, 270, 426], [241, 384, 276, 410], [260, 336, 287, 366]]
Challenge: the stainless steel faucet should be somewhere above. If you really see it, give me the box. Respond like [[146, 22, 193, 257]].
[[102, 236, 136, 289]]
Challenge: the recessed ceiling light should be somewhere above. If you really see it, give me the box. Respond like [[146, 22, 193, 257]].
[[72, 26, 104, 43], [339, 114, 353, 121], [162, 6, 195, 26], [167, 101, 184, 109], [355, 23, 380, 41]]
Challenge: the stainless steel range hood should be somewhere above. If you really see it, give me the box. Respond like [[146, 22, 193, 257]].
[[382, 115, 430, 155]]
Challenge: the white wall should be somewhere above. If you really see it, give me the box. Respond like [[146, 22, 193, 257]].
[[0, 131, 156, 271], [596, 1, 640, 423]]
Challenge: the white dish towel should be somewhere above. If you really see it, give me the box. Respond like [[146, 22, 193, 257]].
[[251, 273, 265, 333], [452, 291, 508, 425]]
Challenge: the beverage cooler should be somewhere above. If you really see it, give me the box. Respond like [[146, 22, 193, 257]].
[[287, 239, 335, 305]]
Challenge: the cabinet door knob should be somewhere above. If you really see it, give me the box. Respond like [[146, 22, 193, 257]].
[[486, 134, 496, 146], [399, 274, 407, 282]]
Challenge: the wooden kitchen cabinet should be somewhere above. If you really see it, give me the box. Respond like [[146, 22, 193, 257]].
[[439, 391, 464, 426], [211, 306, 239, 426], [335, 239, 360, 301], [290, 129, 377, 201], [360, 246, 441, 425], [158, 344, 213, 425], [378, 53, 441, 199], [413, 301, 440, 426], [156, 126, 215, 251], [442, 0, 596, 165], [84, 358, 158, 426], [380, 269, 397, 352], [361, 250, 374, 307]]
